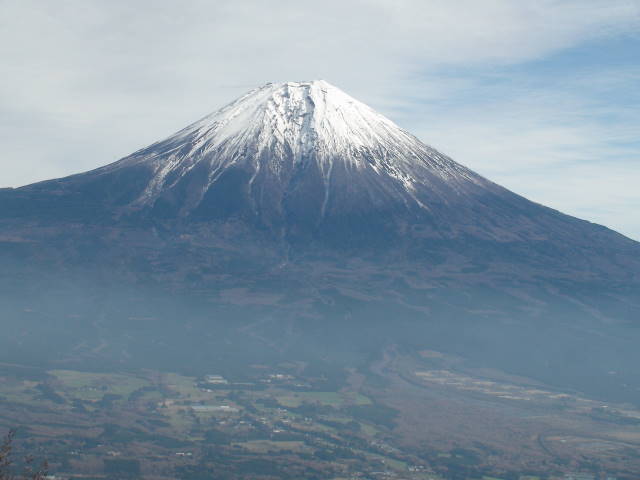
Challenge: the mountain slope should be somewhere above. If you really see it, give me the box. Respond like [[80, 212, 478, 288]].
[[1, 80, 639, 403]]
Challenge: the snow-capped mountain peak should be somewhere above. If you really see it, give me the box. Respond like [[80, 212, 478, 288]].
[[175, 80, 419, 161], [105, 80, 485, 216]]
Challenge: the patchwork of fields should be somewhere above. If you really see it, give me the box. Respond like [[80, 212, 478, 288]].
[[0, 350, 637, 479]]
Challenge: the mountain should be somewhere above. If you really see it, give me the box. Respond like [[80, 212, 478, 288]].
[[1, 80, 639, 403], [1, 81, 634, 246]]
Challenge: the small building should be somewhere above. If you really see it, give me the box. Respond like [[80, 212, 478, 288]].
[[564, 473, 595, 480], [204, 374, 228, 384]]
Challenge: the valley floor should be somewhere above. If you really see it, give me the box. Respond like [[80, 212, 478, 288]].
[[0, 349, 638, 480]]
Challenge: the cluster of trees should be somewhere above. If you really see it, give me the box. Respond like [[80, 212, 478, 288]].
[[0, 431, 47, 480]]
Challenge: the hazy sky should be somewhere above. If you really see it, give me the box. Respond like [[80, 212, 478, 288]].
[[1, 0, 639, 239]]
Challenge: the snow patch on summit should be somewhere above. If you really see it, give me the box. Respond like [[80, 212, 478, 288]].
[[113, 80, 486, 212]]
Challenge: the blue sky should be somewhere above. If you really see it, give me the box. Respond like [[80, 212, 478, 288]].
[[1, 0, 639, 238]]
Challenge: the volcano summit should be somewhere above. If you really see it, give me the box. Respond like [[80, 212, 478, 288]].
[[1, 81, 639, 403], [76, 79, 484, 224]]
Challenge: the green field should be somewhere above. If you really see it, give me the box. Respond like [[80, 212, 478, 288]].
[[233, 440, 310, 454], [50, 369, 149, 401], [275, 391, 371, 408]]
